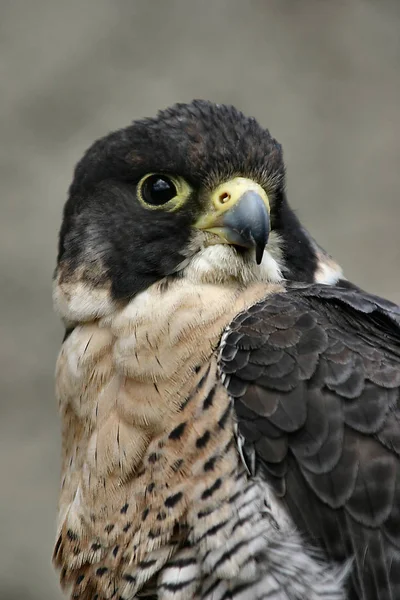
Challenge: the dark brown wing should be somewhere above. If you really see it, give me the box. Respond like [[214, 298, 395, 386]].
[[219, 283, 400, 600]]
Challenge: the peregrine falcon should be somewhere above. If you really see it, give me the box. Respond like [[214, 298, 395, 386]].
[[53, 100, 400, 600]]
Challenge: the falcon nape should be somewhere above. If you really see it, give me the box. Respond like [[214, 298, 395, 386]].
[[53, 100, 400, 600]]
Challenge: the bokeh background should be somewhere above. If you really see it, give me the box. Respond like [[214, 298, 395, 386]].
[[1, 1, 400, 598]]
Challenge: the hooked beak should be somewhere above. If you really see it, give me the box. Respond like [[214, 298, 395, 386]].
[[194, 177, 270, 264]]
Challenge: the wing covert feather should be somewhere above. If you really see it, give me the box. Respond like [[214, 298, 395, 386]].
[[219, 283, 400, 600]]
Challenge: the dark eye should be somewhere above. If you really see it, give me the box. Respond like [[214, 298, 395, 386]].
[[140, 175, 177, 206]]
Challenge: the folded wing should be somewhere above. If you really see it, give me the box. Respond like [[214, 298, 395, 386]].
[[219, 283, 400, 600]]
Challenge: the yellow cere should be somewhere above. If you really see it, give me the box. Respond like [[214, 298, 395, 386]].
[[195, 177, 270, 231]]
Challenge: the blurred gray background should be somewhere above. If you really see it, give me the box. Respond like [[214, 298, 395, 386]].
[[1, 1, 400, 599]]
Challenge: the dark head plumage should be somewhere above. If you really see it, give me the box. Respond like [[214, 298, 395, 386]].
[[56, 100, 332, 307], [69, 100, 284, 197]]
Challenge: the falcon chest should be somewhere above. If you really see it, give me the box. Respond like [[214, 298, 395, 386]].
[[54, 278, 270, 598]]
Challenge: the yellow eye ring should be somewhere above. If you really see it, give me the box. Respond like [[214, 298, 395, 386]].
[[137, 173, 192, 211]]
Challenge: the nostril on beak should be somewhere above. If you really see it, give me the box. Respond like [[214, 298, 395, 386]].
[[218, 191, 231, 204]]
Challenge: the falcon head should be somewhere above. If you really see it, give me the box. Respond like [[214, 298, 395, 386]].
[[55, 100, 342, 321]]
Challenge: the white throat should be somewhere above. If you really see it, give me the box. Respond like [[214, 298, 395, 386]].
[[180, 231, 284, 287]]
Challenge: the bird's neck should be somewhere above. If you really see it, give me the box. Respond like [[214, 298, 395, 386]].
[[97, 278, 275, 427], [55, 277, 276, 489]]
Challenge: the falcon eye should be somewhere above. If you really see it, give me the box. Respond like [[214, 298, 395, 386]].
[[141, 175, 177, 206], [137, 173, 192, 211]]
